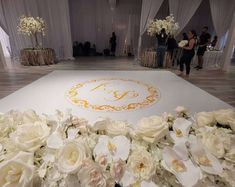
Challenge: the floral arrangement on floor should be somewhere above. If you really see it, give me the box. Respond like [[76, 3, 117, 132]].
[[147, 14, 179, 36], [17, 15, 46, 48], [0, 106, 235, 187]]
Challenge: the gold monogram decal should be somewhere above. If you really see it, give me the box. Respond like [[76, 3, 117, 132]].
[[90, 82, 139, 101], [66, 78, 160, 112]]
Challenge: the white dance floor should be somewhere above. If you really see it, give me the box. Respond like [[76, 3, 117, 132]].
[[0, 70, 232, 125]]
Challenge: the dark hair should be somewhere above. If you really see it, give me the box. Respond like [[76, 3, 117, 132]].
[[203, 26, 208, 30], [214, 35, 218, 39], [190, 30, 197, 37], [161, 28, 166, 33], [183, 32, 188, 40]]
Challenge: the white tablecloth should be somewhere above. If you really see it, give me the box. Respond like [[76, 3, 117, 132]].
[[192, 50, 223, 69]]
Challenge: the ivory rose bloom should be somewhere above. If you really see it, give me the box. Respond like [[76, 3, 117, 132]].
[[127, 150, 156, 180], [0, 114, 13, 138], [0, 152, 34, 187], [22, 109, 42, 123], [214, 109, 235, 131], [77, 159, 107, 187], [57, 141, 88, 174], [106, 120, 131, 137], [196, 111, 216, 127], [197, 127, 231, 158], [136, 116, 168, 143], [10, 121, 50, 152], [214, 109, 235, 125], [175, 106, 188, 118], [93, 118, 131, 136]]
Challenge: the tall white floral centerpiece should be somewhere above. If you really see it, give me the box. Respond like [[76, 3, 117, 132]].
[[147, 14, 179, 36], [17, 16, 46, 49]]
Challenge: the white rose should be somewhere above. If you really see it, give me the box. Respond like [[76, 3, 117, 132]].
[[22, 109, 42, 123], [228, 118, 235, 132], [72, 117, 91, 134], [6, 110, 23, 126], [0, 151, 34, 187], [57, 141, 88, 174], [78, 134, 98, 152], [175, 106, 188, 118], [127, 149, 156, 180], [77, 159, 107, 187], [93, 118, 131, 137], [214, 109, 235, 125], [225, 148, 235, 163], [0, 113, 14, 138], [196, 111, 216, 127], [106, 120, 131, 137], [197, 127, 231, 158], [214, 109, 235, 131], [10, 121, 50, 152], [131, 139, 148, 152], [136, 116, 168, 143]]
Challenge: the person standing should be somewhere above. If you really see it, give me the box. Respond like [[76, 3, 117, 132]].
[[110, 32, 117, 56], [156, 28, 168, 68], [211, 35, 218, 47], [179, 30, 197, 77], [165, 35, 177, 68], [195, 26, 211, 70]]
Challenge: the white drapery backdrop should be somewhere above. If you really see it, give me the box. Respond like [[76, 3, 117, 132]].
[[137, 0, 164, 58], [169, 0, 202, 36], [209, 0, 235, 50], [1, 0, 73, 60], [69, 0, 141, 56], [0, 0, 7, 33], [178, 0, 214, 41]]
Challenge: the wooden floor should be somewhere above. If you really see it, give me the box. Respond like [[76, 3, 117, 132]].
[[1, 57, 235, 107]]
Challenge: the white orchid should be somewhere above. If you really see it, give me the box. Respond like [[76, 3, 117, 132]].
[[189, 141, 223, 175], [162, 147, 202, 187], [93, 135, 130, 162], [170, 118, 192, 143]]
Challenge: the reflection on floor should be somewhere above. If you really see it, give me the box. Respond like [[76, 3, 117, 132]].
[[0, 57, 235, 107]]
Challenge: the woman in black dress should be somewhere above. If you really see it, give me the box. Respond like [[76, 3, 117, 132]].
[[110, 32, 117, 56], [179, 30, 197, 77]]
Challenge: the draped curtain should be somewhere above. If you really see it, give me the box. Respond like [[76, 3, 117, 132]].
[[0, 0, 8, 33], [69, 0, 141, 56], [169, 0, 202, 36], [137, 0, 164, 58], [209, 0, 235, 50], [177, 0, 214, 41], [1, 0, 73, 60]]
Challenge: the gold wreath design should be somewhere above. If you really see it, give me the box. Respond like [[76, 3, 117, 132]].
[[66, 78, 160, 112]]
